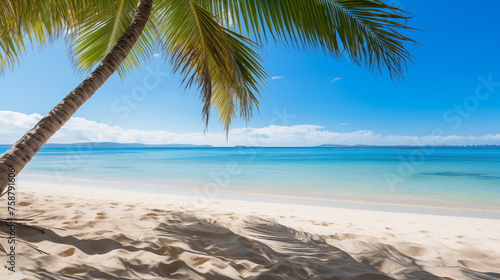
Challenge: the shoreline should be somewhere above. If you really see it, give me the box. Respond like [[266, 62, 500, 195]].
[[19, 173, 500, 220], [1, 181, 500, 279]]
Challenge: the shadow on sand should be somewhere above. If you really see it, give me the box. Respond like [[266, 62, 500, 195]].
[[2, 212, 499, 280]]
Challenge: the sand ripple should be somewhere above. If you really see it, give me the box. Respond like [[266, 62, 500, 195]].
[[1, 182, 500, 280]]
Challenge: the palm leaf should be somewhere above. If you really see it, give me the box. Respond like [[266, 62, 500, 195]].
[[155, 0, 267, 132], [1, 0, 416, 132], [69, 0, 158, 77], [197, 0, 415, 79], [0, 0, 110, 74]]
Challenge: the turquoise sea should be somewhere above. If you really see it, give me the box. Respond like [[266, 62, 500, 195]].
[[3, 146, 500, 218]]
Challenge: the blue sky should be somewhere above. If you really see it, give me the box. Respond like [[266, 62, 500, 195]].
[[1, 0, 500, 146]]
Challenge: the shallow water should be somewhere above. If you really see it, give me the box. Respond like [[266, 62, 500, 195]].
[[3, 146, 500, 212]]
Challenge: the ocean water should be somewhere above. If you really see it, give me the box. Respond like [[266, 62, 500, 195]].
[[3, 146, 500, 215]]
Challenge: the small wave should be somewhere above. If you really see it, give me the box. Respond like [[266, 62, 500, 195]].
[[418, 171, 500, 180]]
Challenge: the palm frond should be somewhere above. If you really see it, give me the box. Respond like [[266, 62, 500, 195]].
[[1, 0, 416, 133], [69, 0, 157, 77], [155, 0, 267, 132], [197, 0, 415, 79], [0, 0, 110, 74]]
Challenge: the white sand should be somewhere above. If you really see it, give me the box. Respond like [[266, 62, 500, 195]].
[[1, 181, 500, 280]]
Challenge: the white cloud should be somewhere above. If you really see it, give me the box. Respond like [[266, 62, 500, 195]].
[[271, 76, 285, 80], [336, 123, 351, 126], [331, 77, 341, 82], [0, 111, 44, 143], [1, 110, 500, 147], [153, 53, 161, 57]]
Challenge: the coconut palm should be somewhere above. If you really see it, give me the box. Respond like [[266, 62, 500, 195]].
[[0, 0, 415, 192]]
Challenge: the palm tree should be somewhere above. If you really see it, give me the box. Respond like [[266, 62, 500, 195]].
[[0, 0, 414, 192]]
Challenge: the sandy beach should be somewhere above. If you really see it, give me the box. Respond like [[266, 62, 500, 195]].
[[2, 0, 500, 279], [1, 181, 500, 280]]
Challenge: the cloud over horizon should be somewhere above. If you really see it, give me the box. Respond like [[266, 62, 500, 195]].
[[1, 110, 500, 147], [271, 76, 285, 80]]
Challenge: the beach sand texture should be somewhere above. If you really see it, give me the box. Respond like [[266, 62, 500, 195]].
[[1, 182, 500, 280]]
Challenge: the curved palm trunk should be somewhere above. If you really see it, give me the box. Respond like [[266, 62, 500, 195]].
[[0, 0, 153, 193]]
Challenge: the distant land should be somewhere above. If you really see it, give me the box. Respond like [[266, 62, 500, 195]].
[[316, 144, 418, 148], [0, 142, 212, 148], [316, 144, 500, 148], [0, 143, 498, 149], [234, 145, 264, 148]]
